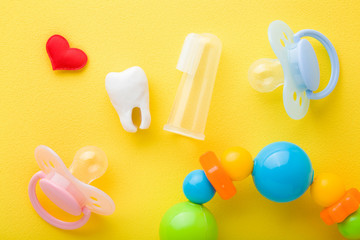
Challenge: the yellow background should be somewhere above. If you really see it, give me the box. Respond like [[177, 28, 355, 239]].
[[0, 0, 359, 239]]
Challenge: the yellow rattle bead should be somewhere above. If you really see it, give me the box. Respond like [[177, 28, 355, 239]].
[[310, 173, 346, 207], [220, 146, 253, 181]]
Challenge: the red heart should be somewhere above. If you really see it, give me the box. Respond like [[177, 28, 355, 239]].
[[46, 35, 88, 70]]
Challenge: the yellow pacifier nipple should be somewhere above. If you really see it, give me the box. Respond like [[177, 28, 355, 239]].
[[248, 58, 284, 93], [69, 146, 108, 184]]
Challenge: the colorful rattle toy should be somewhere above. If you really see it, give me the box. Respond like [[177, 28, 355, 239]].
[[28, 145, 115, 230], [248, 21, 339, 119], [159, 142, 360, 240]]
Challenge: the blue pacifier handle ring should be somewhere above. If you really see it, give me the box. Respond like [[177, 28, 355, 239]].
[[294, 30, 339, 100]]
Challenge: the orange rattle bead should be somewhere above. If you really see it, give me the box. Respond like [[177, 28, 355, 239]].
[[320, 188, 360, 225], [200, 151, 236, 200]]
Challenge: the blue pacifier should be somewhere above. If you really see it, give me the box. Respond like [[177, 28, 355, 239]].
[[249, 20, 339, 119]]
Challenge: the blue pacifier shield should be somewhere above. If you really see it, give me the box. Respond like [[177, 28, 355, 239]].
[[297, 39, 320, 91], [268, 20, 310, 120]]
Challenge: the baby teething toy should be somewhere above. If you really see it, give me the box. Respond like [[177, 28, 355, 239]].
[[46, 35, 88, 70], [248, 20, 339, 119], [164, 33, 222, 140], [105, 66, 151, 133], [29, 145, 115, 230], [160, 142, 360, 240]]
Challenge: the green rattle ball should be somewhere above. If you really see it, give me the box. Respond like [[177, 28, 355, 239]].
[[338, 210, 360, 239], [159, 201, 218, 240]]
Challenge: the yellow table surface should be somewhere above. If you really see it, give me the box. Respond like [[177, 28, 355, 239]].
[[1, 0, 360, 239]]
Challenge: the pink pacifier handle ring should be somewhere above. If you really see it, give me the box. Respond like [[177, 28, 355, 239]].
[[28, 171, 91, 230]]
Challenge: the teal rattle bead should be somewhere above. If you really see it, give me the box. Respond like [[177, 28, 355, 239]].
[[183, 170, 215, 204], [252, 142, 314, 202]]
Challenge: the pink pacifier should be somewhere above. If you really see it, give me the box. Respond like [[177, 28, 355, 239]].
[[28, 145, 115, 230]]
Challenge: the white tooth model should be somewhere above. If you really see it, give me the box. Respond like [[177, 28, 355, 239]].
[[105, 66, 151, 132]]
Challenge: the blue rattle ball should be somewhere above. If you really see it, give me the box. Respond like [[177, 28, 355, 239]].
[[183, 170, 215, 204], [252, 142, 314, 202]]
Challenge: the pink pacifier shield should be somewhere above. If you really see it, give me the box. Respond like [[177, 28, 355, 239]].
[[39, 178, 82, 216]]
